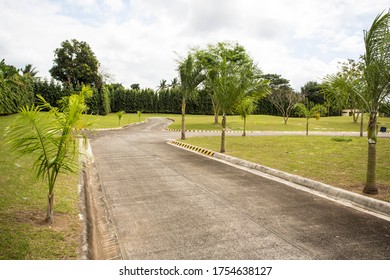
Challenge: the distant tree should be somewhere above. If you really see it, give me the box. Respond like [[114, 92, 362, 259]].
[[267, 87, 303, 124], [301, 81, 324, 105], [131, 83, 140, 91], [22, 64, 38, 77], [294, 102, 326, 135], [157, 79, 168, 92], [49, 39, 101, 88]]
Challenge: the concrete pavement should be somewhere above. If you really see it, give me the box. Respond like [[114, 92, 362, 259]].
[[85, 118, 390, 259]]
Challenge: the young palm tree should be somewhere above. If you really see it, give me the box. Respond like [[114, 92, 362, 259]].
[[236, 97, 256, 136], [5, 87, 90, 223], [177, 53, 205, 140], [213, 55, 269, 152], [294, 102, 326, 135]]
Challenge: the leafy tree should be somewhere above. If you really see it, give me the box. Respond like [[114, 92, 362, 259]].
[[177, 53, 205, 140], [301, 81, 324, 105], [5, 86, 91, 223], [294, 102, 326, 135], [236, 97, 256, 136], [322, 11, 390, 194], [49, 39, 101, 88]]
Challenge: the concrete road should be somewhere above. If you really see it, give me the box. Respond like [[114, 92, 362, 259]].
[[88, 118, 390, 259]]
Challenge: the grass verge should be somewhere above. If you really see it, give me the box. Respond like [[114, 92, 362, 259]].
[[180, 135, 390, 202], [168, 114, 390, 132], [0, 115, 80, 259]]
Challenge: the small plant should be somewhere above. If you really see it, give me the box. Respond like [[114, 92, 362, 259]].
[[117, 110, 125, 126], [5, 86, 90, 223], [137, 110, 142, 122]]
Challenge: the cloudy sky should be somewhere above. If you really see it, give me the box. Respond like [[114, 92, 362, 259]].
[[1, 0, 388, 90]]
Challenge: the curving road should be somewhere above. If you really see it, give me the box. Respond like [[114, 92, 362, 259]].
[[87, 118, 390, 259]]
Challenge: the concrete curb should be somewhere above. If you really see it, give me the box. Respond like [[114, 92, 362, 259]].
[[169, 141, 390, 218], [170, 140, 215, 156]]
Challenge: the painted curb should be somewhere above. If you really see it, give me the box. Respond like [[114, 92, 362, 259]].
[[169, 141, 390, 217], [170, 140, 215, 156]]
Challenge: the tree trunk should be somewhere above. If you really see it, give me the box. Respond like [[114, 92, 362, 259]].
[[45, 192, 54, 224], [283, 115, 289, 125], [360, 112, 364, 137], [220, 113, 226, 153], [181, 97, 186, 140], [214, 113, 219, 124], [242, 116, 246, 136], [306, 119, 309, 136], [352, 109, 359, 123], [364, 112, 378, 194]]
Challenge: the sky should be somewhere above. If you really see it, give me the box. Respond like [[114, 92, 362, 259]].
[[0, 0, 388, 90]]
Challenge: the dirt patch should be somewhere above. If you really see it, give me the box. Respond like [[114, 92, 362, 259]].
[[346, 183, 390, 203], [15, 210, 76, 230]]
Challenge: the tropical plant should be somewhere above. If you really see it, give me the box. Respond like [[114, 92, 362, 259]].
[[236, 97, 257, 136], [177, 53, 205, 140], [294, 102, 326, 135], [202, 42, 269, 152], [5, 86, 91, 223], [22, 64, 38, 77], [117, 110, 125, 126], [322, 11, 390, 194], [137, 110, 142, 122]]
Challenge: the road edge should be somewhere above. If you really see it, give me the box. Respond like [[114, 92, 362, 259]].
[[168, 140, 390, 219]]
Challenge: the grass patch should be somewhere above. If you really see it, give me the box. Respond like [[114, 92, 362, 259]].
[[0, 114, 80, 259], [181, 135, 390, 202], [168, 114, 390, 132]]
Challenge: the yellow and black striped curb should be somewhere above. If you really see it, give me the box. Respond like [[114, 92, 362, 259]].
[[170, 141, 215, 156]]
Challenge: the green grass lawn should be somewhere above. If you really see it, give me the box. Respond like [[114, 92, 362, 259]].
[[181, 135, 390, 202], [167, 114, 390, 132], [0, 114, 80, 259]]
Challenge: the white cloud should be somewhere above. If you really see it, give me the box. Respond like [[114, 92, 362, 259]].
[[1, 0, 389, 90]]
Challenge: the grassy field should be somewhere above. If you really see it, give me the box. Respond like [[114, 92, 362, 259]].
[[0, 114, 81, 259], [181, 135, 390, 202], [166, 114, 390, 132]]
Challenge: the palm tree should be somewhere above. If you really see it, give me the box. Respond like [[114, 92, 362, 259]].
[[236, 97, 256, 136], [322, 11, 389, 194], [212, 54, 269, 152], [294, 102, 326, 135], [361, 11, 390, 194], [177, 53, 205, 140], [5, 86, 90, 223], [22, 64, 38, 77]]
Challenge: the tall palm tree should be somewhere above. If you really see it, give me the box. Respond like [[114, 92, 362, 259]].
[[361, 11, 390, 194], [5, 87, 90, 223], [322, 11, 389, 194], [177, 53, 205, 140], [212, 54, 269, 152]]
